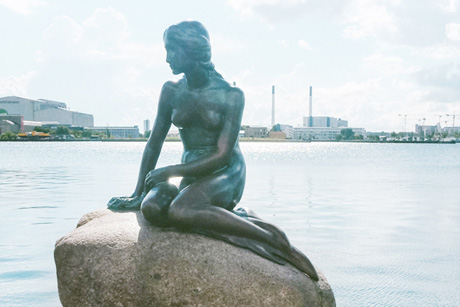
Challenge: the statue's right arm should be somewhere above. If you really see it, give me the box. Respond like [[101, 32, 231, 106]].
[[132, 82, 174, 196]]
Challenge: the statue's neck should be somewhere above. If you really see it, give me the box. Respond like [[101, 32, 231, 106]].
[[185, 67, 210, 89]]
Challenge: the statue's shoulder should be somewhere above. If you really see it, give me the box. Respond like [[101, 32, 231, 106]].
[[226, 84, 244, 103], [224, 85, 244, 109], [227, 85, 243, 96], [162, 78, 185, 91], [212, 77, 244, 97], [160, 79, 186, 102]]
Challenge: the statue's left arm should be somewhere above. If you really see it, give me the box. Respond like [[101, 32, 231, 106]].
[[145, 88, 244, 185]]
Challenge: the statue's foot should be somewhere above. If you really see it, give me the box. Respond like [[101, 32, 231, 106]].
[[248, 217, 291, 252], [217, 234, 286, 265], [287, 246, 319, 281], [249, 217, 319, 281], [107, 195, 143, 211]]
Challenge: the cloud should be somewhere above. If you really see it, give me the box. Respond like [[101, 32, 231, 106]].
[[439, 0, 459, 13], [414, 44, 460, 60], [44, 16, 83, 43], [341, 0, 456, 49], [0, 72, 37, 97], [227, 0, 281, 17], [276, 39, 289, 47], [38, 16, 84, 60], [407, 63, 460, 106], [227, 0, 345, 23], [298, 39, 312, 50], [236, 59, 439, 131], [342, 0, 398, 40], [211, 34, 244, 54], [30, 7, 167, 127], [38, 8, 163, 66], [0, 0, 46, 14], [83, 7, 130, 55], [313, 78, 447, 132], [416, 63, 460, 90], [446, 23, 460, 41], [363, 53, 419, 75]]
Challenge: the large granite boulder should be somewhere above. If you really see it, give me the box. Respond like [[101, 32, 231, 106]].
[[55, 209, 335, 306]]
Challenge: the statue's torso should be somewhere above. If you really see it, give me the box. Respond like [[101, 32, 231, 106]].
[[168, 78, 241, 162]]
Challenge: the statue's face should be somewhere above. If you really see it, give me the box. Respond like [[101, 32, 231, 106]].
[[165, 38, 195, 75]]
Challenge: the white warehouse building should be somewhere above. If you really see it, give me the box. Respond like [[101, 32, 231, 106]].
[[285, 126, 366, 140], [0, 96, 94, 127], [88, 126, 140, 139]]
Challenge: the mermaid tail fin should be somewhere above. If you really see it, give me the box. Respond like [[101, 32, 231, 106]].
[[248, 217, 319, 281], [192, 209, 319, 281]]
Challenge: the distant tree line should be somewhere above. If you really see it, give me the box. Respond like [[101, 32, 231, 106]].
[[0, 126, 109, 140], [335, 128, 363, 141]]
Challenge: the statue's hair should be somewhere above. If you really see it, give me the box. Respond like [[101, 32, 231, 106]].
[[164, 21, 216, 72]]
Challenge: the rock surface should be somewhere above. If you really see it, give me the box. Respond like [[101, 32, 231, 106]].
[[55, 209, 335, 307]]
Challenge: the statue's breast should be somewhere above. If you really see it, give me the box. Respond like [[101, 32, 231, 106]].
[[171, 92, 224, 131]]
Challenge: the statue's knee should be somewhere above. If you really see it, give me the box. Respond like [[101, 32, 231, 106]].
[[141, 182, 179, 226], [141, 199, 165, 226]]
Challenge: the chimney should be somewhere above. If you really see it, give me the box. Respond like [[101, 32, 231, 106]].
[[271, 85, 275, 128], [309, 86, 313, 127]]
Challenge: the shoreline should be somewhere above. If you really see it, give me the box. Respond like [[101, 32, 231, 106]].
[[0, 138, 456, 144]]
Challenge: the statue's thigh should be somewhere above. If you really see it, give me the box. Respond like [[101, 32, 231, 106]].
[[187, 169, 244, 210]]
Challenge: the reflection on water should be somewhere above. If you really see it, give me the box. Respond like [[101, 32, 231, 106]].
[[0, 142, 459, 306]]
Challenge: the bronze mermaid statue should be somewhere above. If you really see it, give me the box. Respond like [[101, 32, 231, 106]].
[[108, 21, 318, 281]]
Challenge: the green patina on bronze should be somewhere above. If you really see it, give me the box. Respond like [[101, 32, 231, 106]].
[[108, 21, 318, 281]]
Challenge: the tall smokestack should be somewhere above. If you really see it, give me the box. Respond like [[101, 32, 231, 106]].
[[309, 86, 313, 127], [271, 85, 275, 128]]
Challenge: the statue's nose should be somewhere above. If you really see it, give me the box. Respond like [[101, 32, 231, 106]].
[[166, 51, 174, 64]]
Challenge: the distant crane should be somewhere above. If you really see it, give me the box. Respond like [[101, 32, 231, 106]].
[[398, 114, 407, 136], [434, 115, 443, 139], [446, 113, 456, 127], [435, 114, 443, 125]]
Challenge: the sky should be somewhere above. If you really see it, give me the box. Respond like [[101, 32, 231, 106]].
[[0, 0, 459, 132]]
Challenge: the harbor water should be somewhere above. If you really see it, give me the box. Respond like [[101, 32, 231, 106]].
[[0, 141, 459, 306]]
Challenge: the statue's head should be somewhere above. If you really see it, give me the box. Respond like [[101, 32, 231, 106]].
[[163, 21, 214, 72]]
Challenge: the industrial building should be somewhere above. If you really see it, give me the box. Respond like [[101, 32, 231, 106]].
[[269, 86, 366, 140], [0, 114, 23, 134], [415, 124, 438, 137], [303, 116, 348, 128], [284, 126, 366, 140], [88, 126, 140, 139], [242, 126, 268, 138], [0, 96, 146, 140], [0, 96, 94, 127], [143, 119, 150, 134], [416, 124, 460, 137], [442, 126, 460, 136]]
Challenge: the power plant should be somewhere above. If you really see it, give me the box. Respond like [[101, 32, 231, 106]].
[[308, 86, 313, 127], [263, 85, 364, 140]]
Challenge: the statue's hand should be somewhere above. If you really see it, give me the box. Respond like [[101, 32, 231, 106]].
[[145, 167, 170, 192], [107, 193, 145, 211]]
